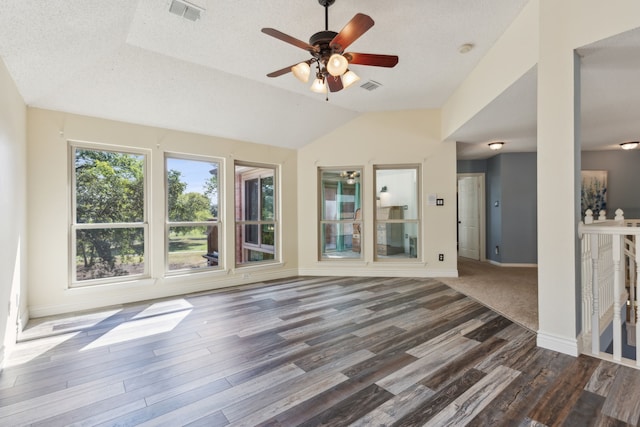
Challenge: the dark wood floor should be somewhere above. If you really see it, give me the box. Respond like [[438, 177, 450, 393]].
[[2, 276, 640, 426]]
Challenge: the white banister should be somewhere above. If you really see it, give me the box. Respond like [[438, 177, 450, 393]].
[[613, 233, 622, 361], [591, 231, 600, 355], [579, 209, 640, 368]]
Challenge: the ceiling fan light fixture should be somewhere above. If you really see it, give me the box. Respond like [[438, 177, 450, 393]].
[[326, 53, 349, 76], [342, 69, 360, 88], [310, 77, 327, 93], [291, 62, 311, 82], [620, 141, 639, 150], [488, 141, 505, 150]]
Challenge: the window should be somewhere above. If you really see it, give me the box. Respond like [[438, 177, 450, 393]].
[[319, 169, 363, 259], [374, 166, 420, 260], [235, 163, 277, 265], [71, 145, 148, 285], [166, 155, 221, 272]]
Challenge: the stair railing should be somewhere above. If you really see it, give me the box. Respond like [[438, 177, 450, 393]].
[[579, 209, 640, 366]]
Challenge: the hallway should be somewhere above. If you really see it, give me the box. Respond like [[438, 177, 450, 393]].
[[440, 257, 538, 331]]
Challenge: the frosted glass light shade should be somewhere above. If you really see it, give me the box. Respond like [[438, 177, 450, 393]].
[[488, 142, 504, 150], [326, 54, 348, 76], [310, 77, 327, 93], [341, 70, 360, 88], [291, 62, 311, 83]]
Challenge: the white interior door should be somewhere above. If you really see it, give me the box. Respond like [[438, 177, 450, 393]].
[[458, 175, 481, 260]]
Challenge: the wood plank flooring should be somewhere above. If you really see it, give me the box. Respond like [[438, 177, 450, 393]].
[[2, 276, 640, 426]]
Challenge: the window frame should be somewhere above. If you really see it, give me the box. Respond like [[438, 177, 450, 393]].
[[318, 167, 363, 261], [234, 161, 278, 267], [69, 141, 151, 287], [373, 164, 421, 262], [164, 153, 223, 274]]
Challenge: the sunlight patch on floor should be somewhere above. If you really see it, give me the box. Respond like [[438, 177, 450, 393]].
[[6, 332, 81, 367], [81, 308, 191, 351]]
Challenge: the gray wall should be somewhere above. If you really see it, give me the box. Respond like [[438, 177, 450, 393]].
[[500, 153, 537, 264], [486, 156, 502, 263], [457, 149, 640, 265], [458, 153, 537, 264], [457, 159, 487, 174], [582, 150, 640, 219]]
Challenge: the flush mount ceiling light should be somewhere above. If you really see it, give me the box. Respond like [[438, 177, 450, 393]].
[[458, 43, 475, 54], [620, 141, 639, 150], [488, 142, 505, 150], [261, 0, 399, 99]]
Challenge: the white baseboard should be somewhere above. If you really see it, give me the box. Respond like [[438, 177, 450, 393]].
[[28, 267, 300, 318], [537, 330, 580, 356], [19, 308, 29, 334], [27, 265, 460, 319], [299, 266, 458, 278], [488, 260, 538, 268]]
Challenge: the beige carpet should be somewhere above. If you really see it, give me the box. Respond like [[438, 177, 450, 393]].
[[439, 257, 538, 332]]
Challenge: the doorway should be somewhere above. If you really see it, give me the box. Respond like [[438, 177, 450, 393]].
[[457, 173, 485, 261]]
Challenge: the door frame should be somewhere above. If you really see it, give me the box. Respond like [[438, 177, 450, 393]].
[[457, 173, 486, 261]]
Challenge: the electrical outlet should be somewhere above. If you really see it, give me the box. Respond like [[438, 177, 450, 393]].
[[495, 246, 500, 255], [438, 254, 444, 261]]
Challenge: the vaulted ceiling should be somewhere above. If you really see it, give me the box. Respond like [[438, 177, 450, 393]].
[[0, 0, 638, 159]]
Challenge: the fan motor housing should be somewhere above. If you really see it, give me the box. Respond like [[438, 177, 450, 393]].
[[309, 30, 340, 57], [309, 30, 338, 47]]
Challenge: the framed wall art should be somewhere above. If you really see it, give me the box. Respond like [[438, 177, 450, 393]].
[[581, 170, 607, 219]]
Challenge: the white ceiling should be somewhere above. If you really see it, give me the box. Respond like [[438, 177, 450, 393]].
[[0, 1, 638, 158], [0, 0, 528, 150], [454, 26, 640, 160]]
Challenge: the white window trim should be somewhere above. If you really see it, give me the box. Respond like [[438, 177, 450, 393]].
[[318, 167, 364, 261], [373, 164, 421, 262], [165, 153, 223, 275], [69, 141, 151, 287], [235, 162, 279, 267]]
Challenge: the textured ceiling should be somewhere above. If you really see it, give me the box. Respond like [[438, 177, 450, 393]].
[[453, 26, 640, 160], [0, 1, 638, 158], [0, 0, 528, 150]]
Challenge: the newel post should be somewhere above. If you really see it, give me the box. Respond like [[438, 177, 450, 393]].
[[585, 209, 594, 225]]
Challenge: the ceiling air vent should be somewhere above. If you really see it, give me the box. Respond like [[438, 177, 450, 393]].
[[169, 0, 204, 21], [360, 80, 382, 91]]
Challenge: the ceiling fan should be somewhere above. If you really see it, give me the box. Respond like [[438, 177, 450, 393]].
[[261, 0, 399, 95]]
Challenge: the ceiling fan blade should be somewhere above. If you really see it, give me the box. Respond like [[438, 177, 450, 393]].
[[266, 60, 313, 78], [345, 52, 399, 68], [326, 75, 343, 92], [266, 65, 295, 78], [330, 13, 374, 51], [261, 28, 319, 53]]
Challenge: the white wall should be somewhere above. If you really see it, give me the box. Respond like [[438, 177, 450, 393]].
[[26, 108, 298, 317], [441, 0, 540, 140], [535, 0, 640, 355], [441, 0, 640, 356], [0, 57, 27, 366], [297, 109, 458, 277]]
